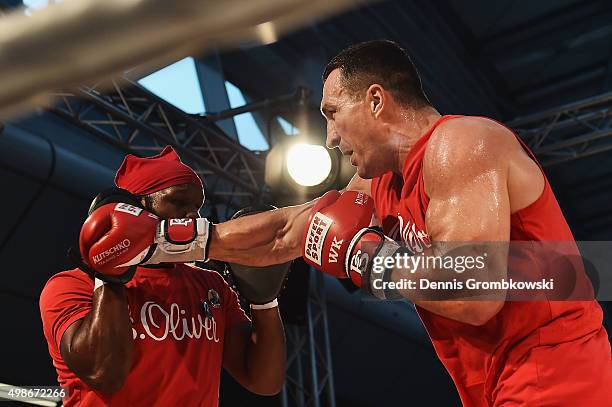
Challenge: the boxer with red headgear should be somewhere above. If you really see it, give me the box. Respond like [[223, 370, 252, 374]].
[[40, 146, 286, 407], [76, 147, 213, 282]]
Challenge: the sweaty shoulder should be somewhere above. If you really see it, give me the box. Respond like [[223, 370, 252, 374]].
[[424, 116, 544, 212], [424, 117, 511, 194], [427, 116, 516, 164]]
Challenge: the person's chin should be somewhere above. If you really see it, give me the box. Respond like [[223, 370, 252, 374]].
[[356, 166, 374, 179], [357, 161, 387, 179]]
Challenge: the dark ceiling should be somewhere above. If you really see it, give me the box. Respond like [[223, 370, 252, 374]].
[[218, 0, 612, 239], [222, 0, 612, 118], [0, 1, 610, 404]]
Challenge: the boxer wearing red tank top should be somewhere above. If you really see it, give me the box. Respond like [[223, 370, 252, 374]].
[[368, 114, 612, 405], [211, 40, 612, 405]]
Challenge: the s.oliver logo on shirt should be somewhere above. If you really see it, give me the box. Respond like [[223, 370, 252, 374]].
[[388, 214, 431, 253], [131, 301, 220, 343]]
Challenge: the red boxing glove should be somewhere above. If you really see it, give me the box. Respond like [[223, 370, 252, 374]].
[[79, 202, 212, 283], [79, 202, 159, 278], [302, 190, 374, 282], [345, 227, 408, 294]]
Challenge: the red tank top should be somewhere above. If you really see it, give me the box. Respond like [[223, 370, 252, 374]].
[[371, 115, 612, 406]]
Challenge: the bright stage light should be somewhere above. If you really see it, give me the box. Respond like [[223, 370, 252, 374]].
[[286, 143, 332, 186], [265, 138, 353, 199]]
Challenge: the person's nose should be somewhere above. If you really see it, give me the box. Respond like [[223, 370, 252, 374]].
[[326, 122, 340, 149]]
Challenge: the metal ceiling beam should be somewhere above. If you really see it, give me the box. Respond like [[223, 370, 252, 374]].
[[48, 77, 270, 214], [281, 272, 335, 407], [604, 42, 612, 91], [509, 91, 612, 167], [510, 92, 612, 126], [195, 51, 239, 140], [206, 87, 310, 121]]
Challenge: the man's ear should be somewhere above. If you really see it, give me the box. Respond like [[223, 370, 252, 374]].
[[366, 84, 384, 118]]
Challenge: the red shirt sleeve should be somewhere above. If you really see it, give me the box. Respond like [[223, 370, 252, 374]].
[[217, 274, 250, 329], [39, 269, 94, 354]]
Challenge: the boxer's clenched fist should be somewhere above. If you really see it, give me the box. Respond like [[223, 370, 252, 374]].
[[80, 198, 211, 282], [301, 190, 409, 290], [79, 202, 159, 277], [301, 190, 374, 284], [343, 227, 407, 292]]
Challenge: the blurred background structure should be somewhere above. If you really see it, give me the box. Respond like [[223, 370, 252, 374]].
[[1, 0, 611, 405]]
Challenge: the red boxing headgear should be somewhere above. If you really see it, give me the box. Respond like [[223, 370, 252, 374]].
[[114, 146, 203, 195]]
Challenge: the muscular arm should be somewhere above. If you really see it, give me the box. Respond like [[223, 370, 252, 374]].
[[223, 309, 285, 395], [208, 173, 371, 267], [410, 119, 512, 325], [60, 285, 134, 393], [208, 203, 313, 266]]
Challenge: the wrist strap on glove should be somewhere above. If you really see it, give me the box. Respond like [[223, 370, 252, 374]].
[[147, 218, 211, 263], [250, 299, 279, 310], [159, 218, 211, 258], [346, 227, 412, 299], [118, 218, 212, 267]]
